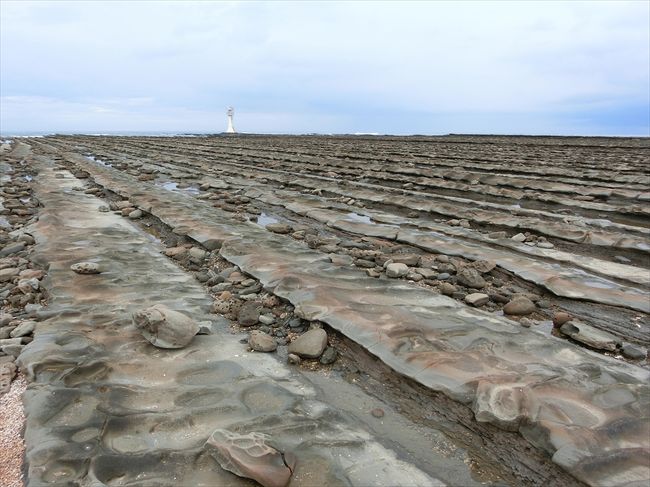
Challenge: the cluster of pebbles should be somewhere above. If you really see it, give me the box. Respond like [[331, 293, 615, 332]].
[[0, 160, 46, 394]]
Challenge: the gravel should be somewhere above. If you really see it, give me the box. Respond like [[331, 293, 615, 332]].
[[0, 373, 26, 487]]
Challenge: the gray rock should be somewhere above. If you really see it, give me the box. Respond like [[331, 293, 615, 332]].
[[287, 353, 301, 365], [0, 267, 19, 282], [436, 255, 450, 263], [489, 293, 509, 304], [9, 320, 36, 338], [238, 301, 261, 327], [70, 262, 101, 274], [456, 267, 486, 289], [0, 242, 26, 257], [248, 331, 277, 352], [189, 247, 207, 261], [488, 231, 507, 239], [537, 241, 554, 249], [559, 321, 621, 352], [503, 297, 536, 316], [128, 209, 143, 219], [390, 254, 421, 267], [386, 262, 409, 278], [288, 328, 328, 358], [465, 293, 489, 307], [621, 344, 646, 360], [132, 304, 199, 349], [319, 347, 338, 365], [258, 314, 275, 325], [266, 223, 293, 234], [511, 233, 526, 242], [439, 283, 457, 296], [436, 272, 451, 281]]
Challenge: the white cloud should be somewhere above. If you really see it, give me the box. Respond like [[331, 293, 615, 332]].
[[1, 0, 648, 134]]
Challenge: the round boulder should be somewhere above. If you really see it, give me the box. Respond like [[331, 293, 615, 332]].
[[503, 297, 536, 316], [132, 304, 199, 348]]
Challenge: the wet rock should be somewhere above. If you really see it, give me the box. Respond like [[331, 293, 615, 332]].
[[266, 223, 293, 234], [288, 328, 327, 358], [559, 321, 621, 351], [553, 312, 572, 327], [386, 262, 408, 278], [503, 297, 536, 316], [9, 320, 36, 338], [456, 267, 486, 289], [238, 301, 261, 327], [439, 283, 457, 296], [204, 429, 295, 487], [249, 331, 277, 352], [319, 347, 337, 365], [70, 262, 101, 274], [465, 293, 489, 307], [471, 260, 496, 274], [621, 344, 646, 361], [132, 304, 199, 349]]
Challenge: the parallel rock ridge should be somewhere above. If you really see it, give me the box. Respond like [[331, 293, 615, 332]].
[[25, 137, 648, 486], [14, 153, 440, 486]]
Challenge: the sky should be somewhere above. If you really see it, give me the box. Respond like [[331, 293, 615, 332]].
[[1, 0, 649, 136]]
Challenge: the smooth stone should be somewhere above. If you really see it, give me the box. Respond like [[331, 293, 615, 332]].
[[0, 242, 26, 257], [439, 283, 457, 296], [128, 209, 143, 219], [189, 247, 207, 261], [489, 293, 509, 304], [266, 223, 293, 234], [0, 267, 19, 282], [288, 328, 328, 358], [258, 314, 275, 325], [9, 320, 36, 338], [248, 331, 277, 352], [537, 241, 554, 249], [436, 272, 451, 281], [287, 353, 301, 365], [465, 293, 489, 307], [132, 304, 199, 349], [204, 429, 295, 487], [371, 408, 385, 418], [488, 231, 507, 239], [70, 262, 101, 274], [390, 254, 421, 266], [503, 297, 536, 316], [511, 233, 526, 242], [436, 255, 450, 263], [456, 267, 486, 289], [386, 262, 409, 278], [553, 312, 572, 327]]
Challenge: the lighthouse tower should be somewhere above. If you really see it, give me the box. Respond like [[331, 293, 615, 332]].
[[226, 107, 236, 134]]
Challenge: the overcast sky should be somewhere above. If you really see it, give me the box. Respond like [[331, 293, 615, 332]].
[[1, 1, 648, 135]]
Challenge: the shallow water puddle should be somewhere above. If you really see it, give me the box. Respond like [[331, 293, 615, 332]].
[[345, 212, 373, 224], [256, 212, 279, 226], [85, 155, 112, 168]]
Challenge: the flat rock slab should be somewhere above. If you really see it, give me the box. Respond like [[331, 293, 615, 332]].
[[44, 144, 650, 486], [17, 160, 441, 487]]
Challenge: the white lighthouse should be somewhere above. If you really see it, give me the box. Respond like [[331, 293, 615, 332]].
[[226, 107, 236, 133]]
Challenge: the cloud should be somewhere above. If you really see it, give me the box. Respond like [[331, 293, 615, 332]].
[[1, 0, 648, 135]]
